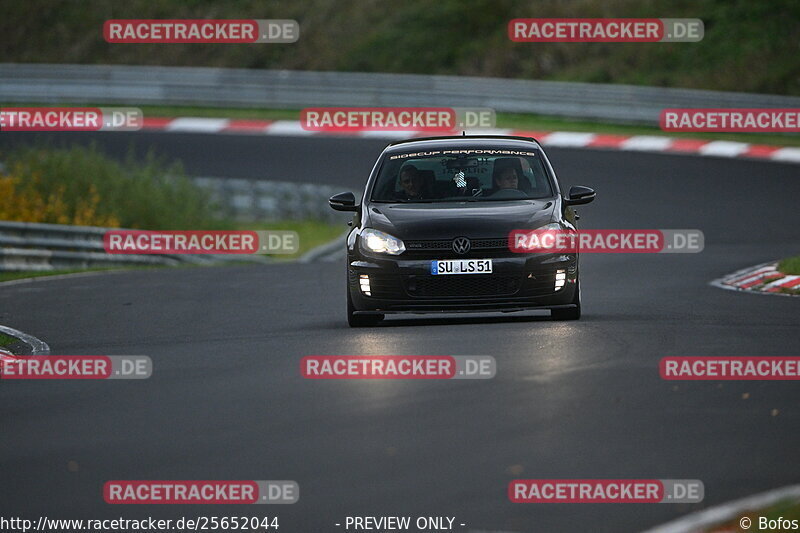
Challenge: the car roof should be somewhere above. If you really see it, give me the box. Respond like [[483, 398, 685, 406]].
[[383, 135, 542, 154]]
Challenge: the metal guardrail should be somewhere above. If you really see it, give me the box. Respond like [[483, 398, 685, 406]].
[[2, 64, 800, 125], [0, 177, 347, 272], [0, 221, 270, 272], [193, 177, 347, 223]]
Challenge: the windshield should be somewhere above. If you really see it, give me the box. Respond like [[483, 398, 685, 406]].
[[371, 148, 554, 203]]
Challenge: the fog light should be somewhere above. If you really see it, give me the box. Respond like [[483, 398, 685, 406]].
[[359, 274, 371, 296], [555, 269, 566, 291]]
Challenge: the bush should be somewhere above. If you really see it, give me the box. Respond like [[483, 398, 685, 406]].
[[0, 144, 224, 229]]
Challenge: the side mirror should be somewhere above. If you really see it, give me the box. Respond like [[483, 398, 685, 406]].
[[564, 186, 595, 206], [329, 191, 358, 212]]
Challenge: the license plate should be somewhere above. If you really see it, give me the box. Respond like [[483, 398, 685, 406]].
[[431, 259, 493, 275]]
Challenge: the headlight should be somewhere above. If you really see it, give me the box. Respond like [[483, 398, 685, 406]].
[[360, 228, 406, 255]]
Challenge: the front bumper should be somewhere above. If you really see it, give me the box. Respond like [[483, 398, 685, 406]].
[[348, 253, 578, 314]]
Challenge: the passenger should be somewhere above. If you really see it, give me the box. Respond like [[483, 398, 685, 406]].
[[493, 167, 519, 191]]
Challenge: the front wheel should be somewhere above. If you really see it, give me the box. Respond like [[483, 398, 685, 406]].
[[347, 285, 384, 327], [551, 279, 581, 320]]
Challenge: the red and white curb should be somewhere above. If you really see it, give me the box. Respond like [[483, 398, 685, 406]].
[[711, 261, 800, 296], [140, 117, 800, 164], [641, 484, 800, 533]]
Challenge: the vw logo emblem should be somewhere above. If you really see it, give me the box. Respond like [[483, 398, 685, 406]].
[[452, 237, 471, 254]]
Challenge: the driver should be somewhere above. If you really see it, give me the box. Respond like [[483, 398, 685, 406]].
[[393, 165, 426, 200]]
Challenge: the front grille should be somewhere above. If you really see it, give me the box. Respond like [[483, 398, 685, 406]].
[[405, 238, 509, 250], [406, 275, 521, 298], [403, 237, 510, 258]]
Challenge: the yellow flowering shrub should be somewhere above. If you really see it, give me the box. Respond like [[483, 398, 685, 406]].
[[0, 145, 218, 230], [0, 167, 120, 227]]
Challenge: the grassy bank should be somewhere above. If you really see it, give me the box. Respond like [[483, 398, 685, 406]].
[[247, 220, 344, 261]]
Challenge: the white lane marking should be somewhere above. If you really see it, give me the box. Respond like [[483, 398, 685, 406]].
[[641, 484, 800, 533], [0, 324, 50, 355]]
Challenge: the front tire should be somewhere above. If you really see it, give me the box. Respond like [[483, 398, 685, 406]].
[[347, 285, 384, 327], [551, 279, 581, 320]]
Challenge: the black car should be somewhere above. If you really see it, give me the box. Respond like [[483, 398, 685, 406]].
[[329, 135, 595, 327]]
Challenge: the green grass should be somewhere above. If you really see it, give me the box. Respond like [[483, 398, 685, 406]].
[[777, 256, 800, 275], [238, 219, 345, 259], [706, 498, 800, 531], [6, 103, 799, 148], [0, 332, 18, 349]]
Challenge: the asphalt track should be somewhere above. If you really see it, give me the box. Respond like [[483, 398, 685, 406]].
[[0, 131, 799, 532]]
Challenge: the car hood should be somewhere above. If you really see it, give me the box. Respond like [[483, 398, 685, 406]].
[[365, 200, 556, 239]]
